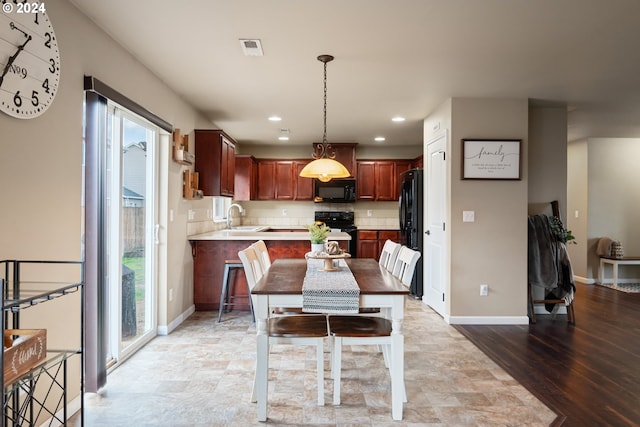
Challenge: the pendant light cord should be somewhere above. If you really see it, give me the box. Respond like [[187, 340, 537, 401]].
[[323, 59, 328, 145]]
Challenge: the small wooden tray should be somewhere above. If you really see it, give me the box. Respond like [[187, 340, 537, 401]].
[[306, 252, 351, 271], [4, 329, 47, 386]]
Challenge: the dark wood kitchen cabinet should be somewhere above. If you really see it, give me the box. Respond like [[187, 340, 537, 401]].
[[357, 160, 413, 201], [357, 230, 380, 259], [275, 161, 295, 200], [357, 230, 400, 261], [295, 161, 313, 200], [195, 129, 236, 197], [234, 155, 257, 200], [257, 160, 276, 200], [191, 239, 314, 310], [257, 159, 312, 200], [357, 160, 394, 201]]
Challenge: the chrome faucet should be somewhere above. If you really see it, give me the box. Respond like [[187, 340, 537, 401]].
[[226, 203, 244, 229]]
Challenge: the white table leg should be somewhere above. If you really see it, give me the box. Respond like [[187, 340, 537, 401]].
[[255, 295, 269, 421], [390, 297, 405, 420]]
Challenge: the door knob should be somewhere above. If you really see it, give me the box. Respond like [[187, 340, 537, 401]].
[[425, 230, 430, 235]]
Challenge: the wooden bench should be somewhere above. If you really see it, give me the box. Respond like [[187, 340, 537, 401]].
[[599, 256, 640, 288]]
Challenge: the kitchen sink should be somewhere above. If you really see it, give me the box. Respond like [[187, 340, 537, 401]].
[[230, 226, 270, 232]]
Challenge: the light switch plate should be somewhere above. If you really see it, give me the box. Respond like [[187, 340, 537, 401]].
[[462, 211, 475, 222]]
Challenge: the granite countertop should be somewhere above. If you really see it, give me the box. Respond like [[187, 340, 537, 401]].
[[188, 227, 352, 241]]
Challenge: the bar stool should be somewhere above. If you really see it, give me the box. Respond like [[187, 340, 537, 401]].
[[217, 259, 254, 322]]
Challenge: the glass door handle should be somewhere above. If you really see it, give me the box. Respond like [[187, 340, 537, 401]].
[[154, 224, 160, 244]]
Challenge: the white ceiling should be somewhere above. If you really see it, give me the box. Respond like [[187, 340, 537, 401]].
[[70, 0, 640, 147]]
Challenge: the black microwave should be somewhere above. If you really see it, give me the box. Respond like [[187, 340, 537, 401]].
[[313, 179, 356, 203]]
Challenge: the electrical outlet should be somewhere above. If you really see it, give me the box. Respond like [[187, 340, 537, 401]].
[[169, 288, 174, 301], [282, 209, 287, 216], [480, 284, 489, 296], [367, 210, 372, 217]]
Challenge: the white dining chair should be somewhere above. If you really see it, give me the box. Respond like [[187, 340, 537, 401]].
[[241, 246, 328, 406], [379, 240, 401, 272], [329, 246, 418, 405], [328, 315, 406, 406], [250, 239, 272, 273], [391, 246, 421, 287]]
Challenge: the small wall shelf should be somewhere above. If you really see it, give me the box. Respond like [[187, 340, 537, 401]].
[[173, 128, 194, 165], [183, 170, 203, 199]]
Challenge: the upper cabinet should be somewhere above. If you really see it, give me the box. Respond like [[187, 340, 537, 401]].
[[256, 159, 312, 201], [234, 155, 257, 201], [312, 143, 357, 177], [357, 160, 413, 201], [194, 130, 236, 197]]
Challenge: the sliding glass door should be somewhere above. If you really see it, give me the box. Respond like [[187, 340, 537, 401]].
[[105, 104, 158, 365]]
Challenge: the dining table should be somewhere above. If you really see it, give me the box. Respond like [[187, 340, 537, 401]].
[[251, 257, 410, 421]]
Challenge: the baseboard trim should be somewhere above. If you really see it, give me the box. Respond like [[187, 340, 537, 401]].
[[158, 304, 195, 336], [574, 275, 594, 284], [447, 315, 530, 325]]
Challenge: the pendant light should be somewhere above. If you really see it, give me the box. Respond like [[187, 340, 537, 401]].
[[299, 54, 350, 182]]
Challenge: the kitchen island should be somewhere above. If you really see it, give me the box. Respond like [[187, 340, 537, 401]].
[[188, 228, 351, 310]]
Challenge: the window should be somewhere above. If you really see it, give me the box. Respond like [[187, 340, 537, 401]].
[[213, 196, 232, 222]]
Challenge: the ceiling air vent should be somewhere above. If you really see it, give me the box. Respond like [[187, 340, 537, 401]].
[[240, 39, 264, 57]]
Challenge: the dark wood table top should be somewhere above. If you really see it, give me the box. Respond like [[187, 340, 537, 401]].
[[252, 258, 409, 295]]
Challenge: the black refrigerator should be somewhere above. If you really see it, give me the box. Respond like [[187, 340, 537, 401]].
[[398, 168, 423, 299]]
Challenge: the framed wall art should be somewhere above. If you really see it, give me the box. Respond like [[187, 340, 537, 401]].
[[462, 139, 521, 180]]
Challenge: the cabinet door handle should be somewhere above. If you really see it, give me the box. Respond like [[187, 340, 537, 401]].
[[154, 224, 160, 245]]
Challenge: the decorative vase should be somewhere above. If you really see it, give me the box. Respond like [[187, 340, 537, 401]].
[[311, 243, 325, 254], [612, 242, 624, 259]]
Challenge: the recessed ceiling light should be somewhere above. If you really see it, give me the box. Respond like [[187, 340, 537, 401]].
[[374, 136, 386, 142], [268, 116, 282, 122], [278, 136, 289, 141], [392, 116, 406, 122]]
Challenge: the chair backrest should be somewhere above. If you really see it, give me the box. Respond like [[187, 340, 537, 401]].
[[250, 240, 272, 273], [391, 246, 421, 287], [379, 240, 401, 271], [238, 246, 265, 310]]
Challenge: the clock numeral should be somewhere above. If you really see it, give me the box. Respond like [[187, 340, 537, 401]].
[[13, 91, 22, 108], [44, 32, 52, 49], [48, 58, 55, 73], [31, 90, 39, 107], [42, 78, 50, 94]]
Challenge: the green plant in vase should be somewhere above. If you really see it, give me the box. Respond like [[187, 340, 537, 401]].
[[305, 222, 332, 253]]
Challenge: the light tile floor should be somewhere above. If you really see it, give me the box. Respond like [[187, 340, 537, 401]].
[[71, 299, 557, 426]]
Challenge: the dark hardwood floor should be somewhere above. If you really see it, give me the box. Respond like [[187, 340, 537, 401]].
[[455, 282, 640, 427]]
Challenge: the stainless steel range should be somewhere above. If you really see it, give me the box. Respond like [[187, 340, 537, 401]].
[[314, 211, 357, 257]]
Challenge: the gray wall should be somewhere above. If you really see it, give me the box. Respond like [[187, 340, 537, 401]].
[[577, 138, 640, 280], [567, 140, 588, 277]]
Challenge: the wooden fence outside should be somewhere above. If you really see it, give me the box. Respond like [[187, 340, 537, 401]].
[[122, 206, 145, 255]]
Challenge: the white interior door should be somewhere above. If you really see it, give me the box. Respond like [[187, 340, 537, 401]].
[[424, 131, 447, 316]]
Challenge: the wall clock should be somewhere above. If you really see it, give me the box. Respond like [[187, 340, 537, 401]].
[[0, 3, 60, 119]]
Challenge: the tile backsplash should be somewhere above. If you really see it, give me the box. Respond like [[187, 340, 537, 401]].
[[186, 199, 400, 236]]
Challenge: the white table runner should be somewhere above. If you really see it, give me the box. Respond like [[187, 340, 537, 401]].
[[302, 258, 360, 314]]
